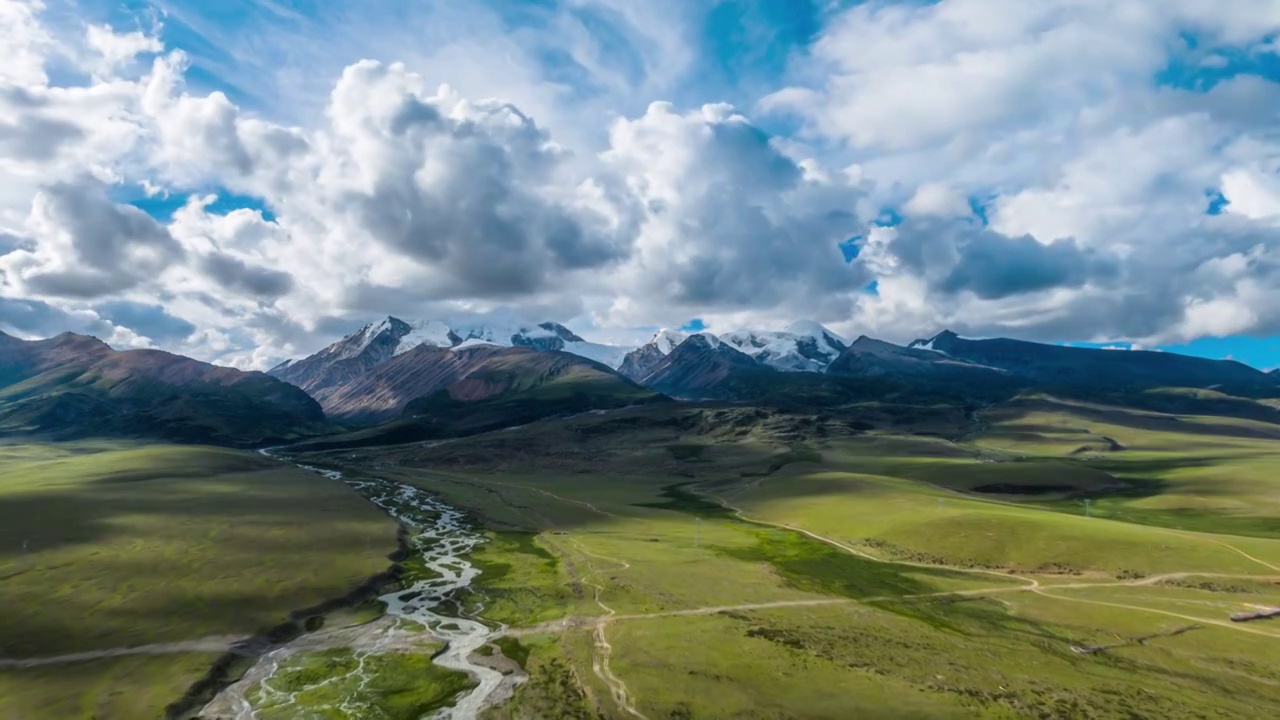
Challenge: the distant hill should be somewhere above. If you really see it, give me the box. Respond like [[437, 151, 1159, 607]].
[[826, 336, 1016, 400], [0, 331, 327, 445], [623, 334, 878, 407], [912, 331, 1280, 398]]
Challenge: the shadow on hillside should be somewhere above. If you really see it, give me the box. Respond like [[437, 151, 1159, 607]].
[[0, 462, 400, 661], [988, 397, 1280, 441]]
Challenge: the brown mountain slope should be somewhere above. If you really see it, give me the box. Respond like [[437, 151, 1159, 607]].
[[0, 331, 327, 445], [319, 344, 506, 422], [320, 344, 655, 424]]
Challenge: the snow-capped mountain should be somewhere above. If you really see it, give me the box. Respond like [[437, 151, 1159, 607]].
[[270, 316, 633, 401], [618, 322, 847, 380], [619, 330, 698, 382], [640, 333, 763, 399], [720, 322, 848, 372]]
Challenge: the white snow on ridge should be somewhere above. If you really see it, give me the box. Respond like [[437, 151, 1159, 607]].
[[341, 319, 394, 360], [717, 324, 845, 372], [394, 320, 457, 355], [327, 315, 859, 373], [452, 318, 556, 345], [363, 315, 635, 369], [785, 320, 848, 346], [566, 341, 631, 369], [451, 338, 501, 350], [630, 323, 848, 371], [652, 329, 689, 355]]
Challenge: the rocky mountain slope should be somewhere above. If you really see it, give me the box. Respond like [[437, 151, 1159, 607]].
[[287, 347, 661, 449], [829, 336, 1010, 384], [638, 334, 773, 400], [290, 342, 655, 424], [272, 316, 630, 403], [0, 331, 326, 445]]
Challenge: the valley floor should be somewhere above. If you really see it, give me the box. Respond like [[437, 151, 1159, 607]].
[[305, 401, 1280, 719], [0, 443, 400, 719], [5, 396, 1280, 718]]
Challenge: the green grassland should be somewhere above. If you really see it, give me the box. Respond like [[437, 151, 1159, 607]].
[[250, 648, 475, 720], [0, 653, 219, 720], [7, 392, 1280, 719], [0, 442, 400, 719], [292, 399, 1280, 719]]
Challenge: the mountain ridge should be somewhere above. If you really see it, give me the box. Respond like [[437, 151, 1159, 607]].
[[908, 330, 1279, 397], [0, 331, 327, 445]]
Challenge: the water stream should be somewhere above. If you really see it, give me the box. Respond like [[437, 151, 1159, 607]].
[[206, 454, 506, 719]]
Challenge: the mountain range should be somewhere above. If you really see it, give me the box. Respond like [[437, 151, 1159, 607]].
[[5, 314, 1278, 447], [268, 317, 658, 423], [907, 331, 1278, 397], [268, 316, 1280, 423], [267, 317, 858, 419]]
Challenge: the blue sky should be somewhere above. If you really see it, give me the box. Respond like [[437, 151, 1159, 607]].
[[5, 1, 1280, 368], [1071, 338, 1280, 371]]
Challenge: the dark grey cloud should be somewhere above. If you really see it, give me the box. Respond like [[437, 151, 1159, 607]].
[[200, 252, 295, 298], [863, 211, 1280, 344], [94, 300, 196, 342], [24, 269, 140, 299], [861, 219, 1119, 302], [0, 115, 85, 161], [19, 177, 185, 299], [938, 231, 1117, 299], [0, 296, 113, 339], [667, 199, 864, 306]]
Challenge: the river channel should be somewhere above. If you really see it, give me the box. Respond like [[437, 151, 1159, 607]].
[[201, 456, 507, 719]]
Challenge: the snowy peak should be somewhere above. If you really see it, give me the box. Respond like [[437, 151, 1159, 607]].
[[271, 316, 634, 400], [719, 324, 847, 372], [318, 316, 607, 360], [785, 320, 848, 346], [443, 319, 593, 354], [394, 319, 462, 355], [342, 316, 411, 360], [618, 330, 725, 382], [538, 322, 586, 343], [652, 329, 690, 355], [620, 323, 848, 379], [680, 333, 724, 351], [908, 330, 960, 355]]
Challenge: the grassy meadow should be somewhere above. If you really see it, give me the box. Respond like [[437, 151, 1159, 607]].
[[249, 648, 475, 720], [0, 442, 400, 720], [298, 398, 1280, 719], [6, 392, 1280, 719]]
